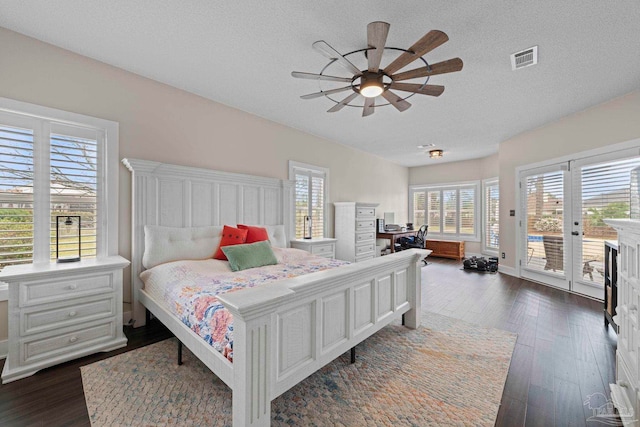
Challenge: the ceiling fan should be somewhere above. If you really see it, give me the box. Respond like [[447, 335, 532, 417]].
[[292, 21, 463, 116]]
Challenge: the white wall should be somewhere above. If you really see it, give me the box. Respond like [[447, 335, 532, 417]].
[[499, 90, 640, 269], [409, 154, 499, 254], [0, 27, 409, 340]]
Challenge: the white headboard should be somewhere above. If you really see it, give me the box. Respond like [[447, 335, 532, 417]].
[[123, 158, 295, 327]]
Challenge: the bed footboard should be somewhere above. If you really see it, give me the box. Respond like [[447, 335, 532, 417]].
[[219, 249, 427, 426]]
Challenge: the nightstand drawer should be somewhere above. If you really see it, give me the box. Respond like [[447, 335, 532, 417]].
[[356, 207, 375, 218], [21, 296, 116, 336], [356, 219, 375, 231], [19, 273, 114, 307], [21, 320, 117, 364], [356, 231, 374, 243], [311, 243, 335, 257]]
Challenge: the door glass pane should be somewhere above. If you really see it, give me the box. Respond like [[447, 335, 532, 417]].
[[525, 171, 564, 274], [310, 176, 324, 238], [294, 173, 309, 239], [580, 157, 640, 285], [486, 182, 500, 250]]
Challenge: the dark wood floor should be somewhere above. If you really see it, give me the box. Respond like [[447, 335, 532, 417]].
[[0, 258, 616, 426]]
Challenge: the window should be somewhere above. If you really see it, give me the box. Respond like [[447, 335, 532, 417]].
[[0, 98, 118, 271], [483, 178, 499, 254], [410, 181, 480, 241], [289, 161, 328, 239]]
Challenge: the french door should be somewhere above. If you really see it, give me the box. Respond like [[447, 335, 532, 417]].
[[520, 148, 640, 298]]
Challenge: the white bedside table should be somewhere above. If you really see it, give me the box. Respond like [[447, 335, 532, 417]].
[[290, 238, 337, 259], [0, 256, 129, 383]]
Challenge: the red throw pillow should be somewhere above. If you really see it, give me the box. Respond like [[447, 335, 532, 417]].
[[214, 225, 249, 260], [237, 224, 270, 244]]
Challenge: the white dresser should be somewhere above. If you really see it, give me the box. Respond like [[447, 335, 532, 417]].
[[606, 219, 640, 426], [0, 256, 129, 383], [290, 238, 337, 259], [334, 202, 378, 262]]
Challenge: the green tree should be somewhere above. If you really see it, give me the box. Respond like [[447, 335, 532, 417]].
[[586, 202, 630, 227]]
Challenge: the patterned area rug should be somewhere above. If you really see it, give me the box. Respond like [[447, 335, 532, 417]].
[[81, 312, 516, 426]]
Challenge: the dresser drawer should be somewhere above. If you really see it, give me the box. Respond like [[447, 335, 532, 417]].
[[356, 231, 375, 243], [355, 254, 375, 262], [21, 296, 116, 336], [21, 320, 117, 364], [311, 243, 335, 258], [356, 243, 375, 257], [356, 219, 375, 232], [19, 272, 114, 307], [356, 207, 375, 218]]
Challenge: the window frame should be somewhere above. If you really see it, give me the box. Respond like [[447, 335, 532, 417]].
[[482, 177, 500, 256], [409, 180, 481, 242], [288, 160, 329, 239], [0, 97, 119, 266]]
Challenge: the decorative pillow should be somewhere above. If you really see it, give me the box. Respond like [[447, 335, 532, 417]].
[[214, 225, 249, 260], [237, 224, 270, 243], [239, 224, 287, 248], [221, 240, 278, 272], [143, 225, 223, 269]]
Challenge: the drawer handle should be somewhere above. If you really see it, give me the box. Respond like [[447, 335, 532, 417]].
[[68, 311, 77, 317], [69, 336, 78, 343], [67, 284, 78, 290]]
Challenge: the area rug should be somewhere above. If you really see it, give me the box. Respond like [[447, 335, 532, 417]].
[[81, 312, 516, 426]]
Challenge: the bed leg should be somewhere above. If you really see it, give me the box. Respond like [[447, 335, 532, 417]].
[[177, 340, 183, 366], [145, 308, 151, 324], [350, 347, 356, 364], [402, 314, 405, 326]]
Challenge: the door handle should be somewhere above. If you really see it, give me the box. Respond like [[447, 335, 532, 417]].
[[571, 231, 579, 236]]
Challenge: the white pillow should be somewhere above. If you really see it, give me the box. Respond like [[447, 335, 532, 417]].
[[143, 225, 223, 269]]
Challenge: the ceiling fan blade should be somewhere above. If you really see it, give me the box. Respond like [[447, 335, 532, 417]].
[[367, 21, 390, 73], [300, 85, 354, 100], [362, 97, 375, 117], [328, 92, 359, 112], [292, 71, 353, 83], [391, 57, 463, 82], [381, 90, 411, 112], [384, 30, 449, 75], [389, 82, 445, 97], [312, 40, 361, 75]]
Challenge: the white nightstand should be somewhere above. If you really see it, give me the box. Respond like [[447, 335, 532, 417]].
[[290, 238, 337, 259], [0, 256, 129, 383]]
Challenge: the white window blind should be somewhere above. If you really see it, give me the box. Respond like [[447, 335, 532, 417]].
[[0, 123, 35, 267], [290, 162, 328, 239], [49, 124, 99, 261], [484, 179, 499, 252], [410, 182, 480, 241], [0, 98, 118, 272]]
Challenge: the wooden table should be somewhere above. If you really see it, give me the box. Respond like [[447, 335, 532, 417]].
[[377, 230, 419, 253]]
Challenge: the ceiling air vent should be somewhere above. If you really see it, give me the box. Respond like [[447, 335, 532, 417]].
[[511, 46, 538, 70]]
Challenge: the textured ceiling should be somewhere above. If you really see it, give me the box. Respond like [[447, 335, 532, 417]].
[[1, 1, 639, 167]]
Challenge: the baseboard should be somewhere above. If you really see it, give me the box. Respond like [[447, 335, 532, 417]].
[[499, 265, 518, 277], [123, 311, 133, 326], [0, 339, 7, 360]]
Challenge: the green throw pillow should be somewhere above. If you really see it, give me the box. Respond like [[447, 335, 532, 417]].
[[221, 240, 278, 272]]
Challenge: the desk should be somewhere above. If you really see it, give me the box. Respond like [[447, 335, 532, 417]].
[[377, 230, 419, 253]]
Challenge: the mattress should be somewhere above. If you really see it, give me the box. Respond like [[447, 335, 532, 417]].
[[140, 247, 349, 362]]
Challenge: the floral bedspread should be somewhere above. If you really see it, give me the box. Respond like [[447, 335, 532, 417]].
[[140, 248, 348, 362]]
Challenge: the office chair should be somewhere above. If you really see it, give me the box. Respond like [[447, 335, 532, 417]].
[[401, 225, 429, 265]]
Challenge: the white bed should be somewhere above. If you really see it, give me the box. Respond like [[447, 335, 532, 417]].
[[124, 158, 428, 426]]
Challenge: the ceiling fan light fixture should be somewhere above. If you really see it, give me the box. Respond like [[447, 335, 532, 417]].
[[429, 149, 444, 159], [359, 72, 384, 98]]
